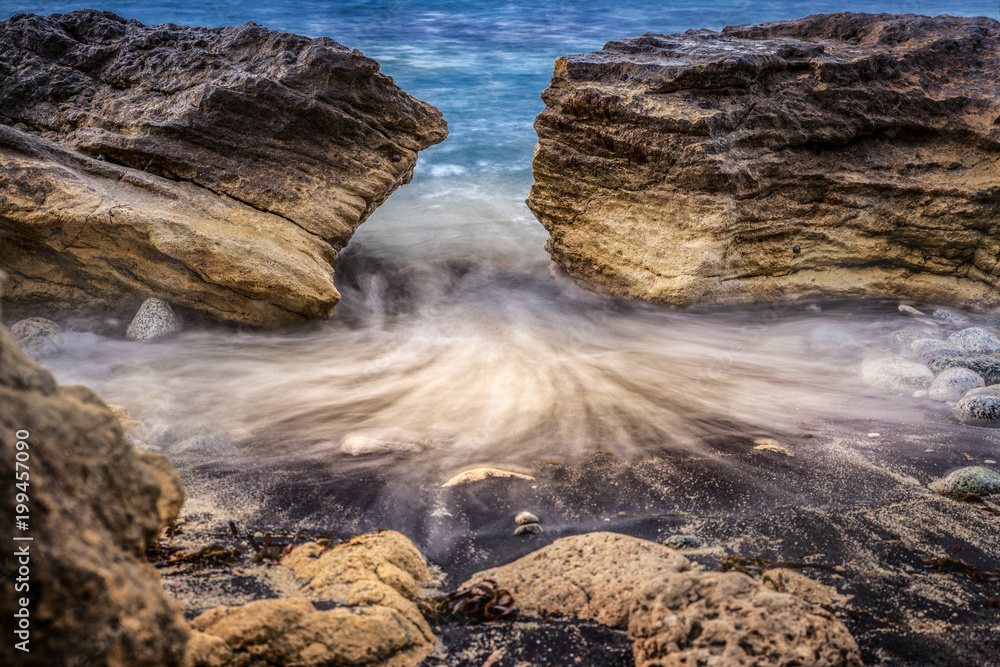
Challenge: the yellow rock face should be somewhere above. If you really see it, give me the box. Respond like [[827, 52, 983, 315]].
[[527, 14, 1000, 310]]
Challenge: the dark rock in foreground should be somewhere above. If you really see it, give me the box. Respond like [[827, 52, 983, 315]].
[[528, 13, 1000, 309], [0, 279, 188, 666], [0, 10, 447, 326]]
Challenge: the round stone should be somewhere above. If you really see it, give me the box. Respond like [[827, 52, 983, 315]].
[[861, 357, 934, 391], [932, 309, 969, 325], [928, 368, 985, 402], [928, 466, 1000, 495], [930, 356, 1000, 385], [10, 317, 63, 358], [662, 534, 702, 550], [515, 511, 540, 525], [514, 523, 543, 536], [908, 339, 964, 364], [947, 327, 1000, 354], [955, 385, 1000, 425], [126, 297, 179, 342]]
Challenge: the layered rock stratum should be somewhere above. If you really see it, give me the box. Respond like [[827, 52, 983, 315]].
[[0, 277, 189, 666], [0, 10, 446, 326], [527, 13, 1000, 308]]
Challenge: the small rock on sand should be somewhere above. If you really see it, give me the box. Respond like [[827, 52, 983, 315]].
[[514, 523, 543, 536], [753, 438, 793, 456], [126, 297, 179, 342], [929, 466, 1000, 495], [515, 511, 539, 525], [662, 534, 702, 550], [442, 468, 535, 487], [928, 368, 985, 402]]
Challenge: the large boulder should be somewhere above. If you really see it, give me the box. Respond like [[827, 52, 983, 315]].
[[0, 282, 188, 665], [629, 572, 862, 667], [527, 13, 1000, 309], [0, 10, 446, 326], [460, 532, 691, 628], [187, 531, 435, 667]]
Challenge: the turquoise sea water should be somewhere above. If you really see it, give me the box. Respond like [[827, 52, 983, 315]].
[[7, 1, 1000, 184]]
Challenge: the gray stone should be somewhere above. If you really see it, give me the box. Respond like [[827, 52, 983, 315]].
[[928, 368, 985, 402], [10, 316, 63, 357], [955, 385, 1000, 425], [515, 511, 540, 525], [514, 523, 543, 536], [126, 297, 179, 341], [861, 357, 934, 391], [661, 534, 702, 550], [929, 355, 1000, 385], [948, 327, 1000, 354], [929, 466, 1000, 495], [933, 309, 970, 325], [908, 339, 964, 364]]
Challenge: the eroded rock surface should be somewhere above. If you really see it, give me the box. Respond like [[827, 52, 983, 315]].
[[0, 286, 188, 666], [629, 571, 863, 667], [0, 10, 446, 326], [187, 531, 434, 667], [528, 13, 1000, 309], [461, 532, 690, 628]]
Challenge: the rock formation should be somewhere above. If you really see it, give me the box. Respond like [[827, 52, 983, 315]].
[[187, 531, 435, 667], [461, 532, 691, 628], [463, 532, 862, 667], [0, 277, 189, 666], [527, 13, 1000, 309], [0, 10, 446, 326], [630, 572, 862, 667]]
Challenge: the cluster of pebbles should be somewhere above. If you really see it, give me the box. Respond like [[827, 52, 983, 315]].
[[850, 306, 1000, 425], [514, 511, 543, 535]]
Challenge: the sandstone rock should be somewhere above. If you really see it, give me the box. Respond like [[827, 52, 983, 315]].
[[281, 531, 434, 653], [527, 13, 1000, 310], [108, 403, 150, 442], [441, 467, 535, 487], [461, 532, 690, 628], [629, 571, 862, 667], [760, 568, 851, 608], [0, 10, 446, 326], [861, 357, 934, 391], [126, 297, 179, 341], [928, 367, 985, 402], [929, 466, 1000, 495], [10, 316, 63, 357], [0, 309, 188, 664], [188, 598, 431, 667]]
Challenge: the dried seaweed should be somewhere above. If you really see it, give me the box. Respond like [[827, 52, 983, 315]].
[[419, 580, 518, 626], [718, 554, 841, 575], [921, 557, 1000, 581]]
